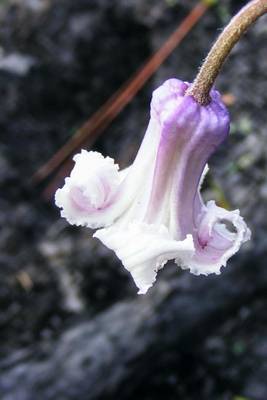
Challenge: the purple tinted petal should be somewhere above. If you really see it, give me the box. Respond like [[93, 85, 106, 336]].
[[180, 201, 251, 275]]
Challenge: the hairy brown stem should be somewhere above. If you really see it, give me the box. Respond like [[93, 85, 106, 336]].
[[186, 0, 267, 105]]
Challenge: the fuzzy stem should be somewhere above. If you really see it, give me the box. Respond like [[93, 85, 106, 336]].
[[186, 0, 267, 105]]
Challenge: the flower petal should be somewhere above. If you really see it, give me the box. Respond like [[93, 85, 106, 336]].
[[179, 200, 251, 275], [55, 78, 250, 294], [94, 223, 194, 294], [143, 79, 230, 242], [55, 150, 121, 228]]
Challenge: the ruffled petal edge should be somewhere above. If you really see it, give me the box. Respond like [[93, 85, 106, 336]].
[[179, 200, 251, 276], [94, 222, 194, 294]]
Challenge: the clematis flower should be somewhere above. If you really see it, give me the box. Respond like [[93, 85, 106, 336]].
[[55, 78, 250, 294]]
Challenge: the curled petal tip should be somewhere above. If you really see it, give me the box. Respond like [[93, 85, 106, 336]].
[[181, 201, 251, 276], [55, 150, 121, 228]]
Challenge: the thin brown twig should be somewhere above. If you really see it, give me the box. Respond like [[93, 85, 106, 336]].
[[187, 0, 267, 104]]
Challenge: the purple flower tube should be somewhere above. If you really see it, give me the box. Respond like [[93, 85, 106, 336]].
[[55, 79, 250, 294]]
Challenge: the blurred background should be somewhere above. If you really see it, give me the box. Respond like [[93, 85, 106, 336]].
[[0, 0, 267, 399]]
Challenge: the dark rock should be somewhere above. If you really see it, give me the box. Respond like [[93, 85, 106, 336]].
[[0, 0, 267, 399]]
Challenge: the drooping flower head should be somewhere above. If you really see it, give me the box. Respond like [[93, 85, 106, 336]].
[[55, 79, 250, 294]]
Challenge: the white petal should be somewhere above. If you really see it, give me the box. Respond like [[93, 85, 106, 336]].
[[179, 200, 251, 276], [94, 222, 194, 294], [55, 150, 121, 228], [199, 164, 209, 190], [55, 116, 164, 230]]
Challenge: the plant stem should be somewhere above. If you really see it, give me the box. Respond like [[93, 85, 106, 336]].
[[186, 0, 267, 105]]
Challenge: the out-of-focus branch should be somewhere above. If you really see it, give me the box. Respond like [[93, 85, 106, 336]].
[[32, 1, 210, 198]]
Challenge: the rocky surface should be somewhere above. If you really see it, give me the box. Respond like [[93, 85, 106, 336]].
[[0, 0, 267, 399]]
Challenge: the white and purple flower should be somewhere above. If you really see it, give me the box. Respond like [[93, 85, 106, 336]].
[[55, 79, 250, 294]]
